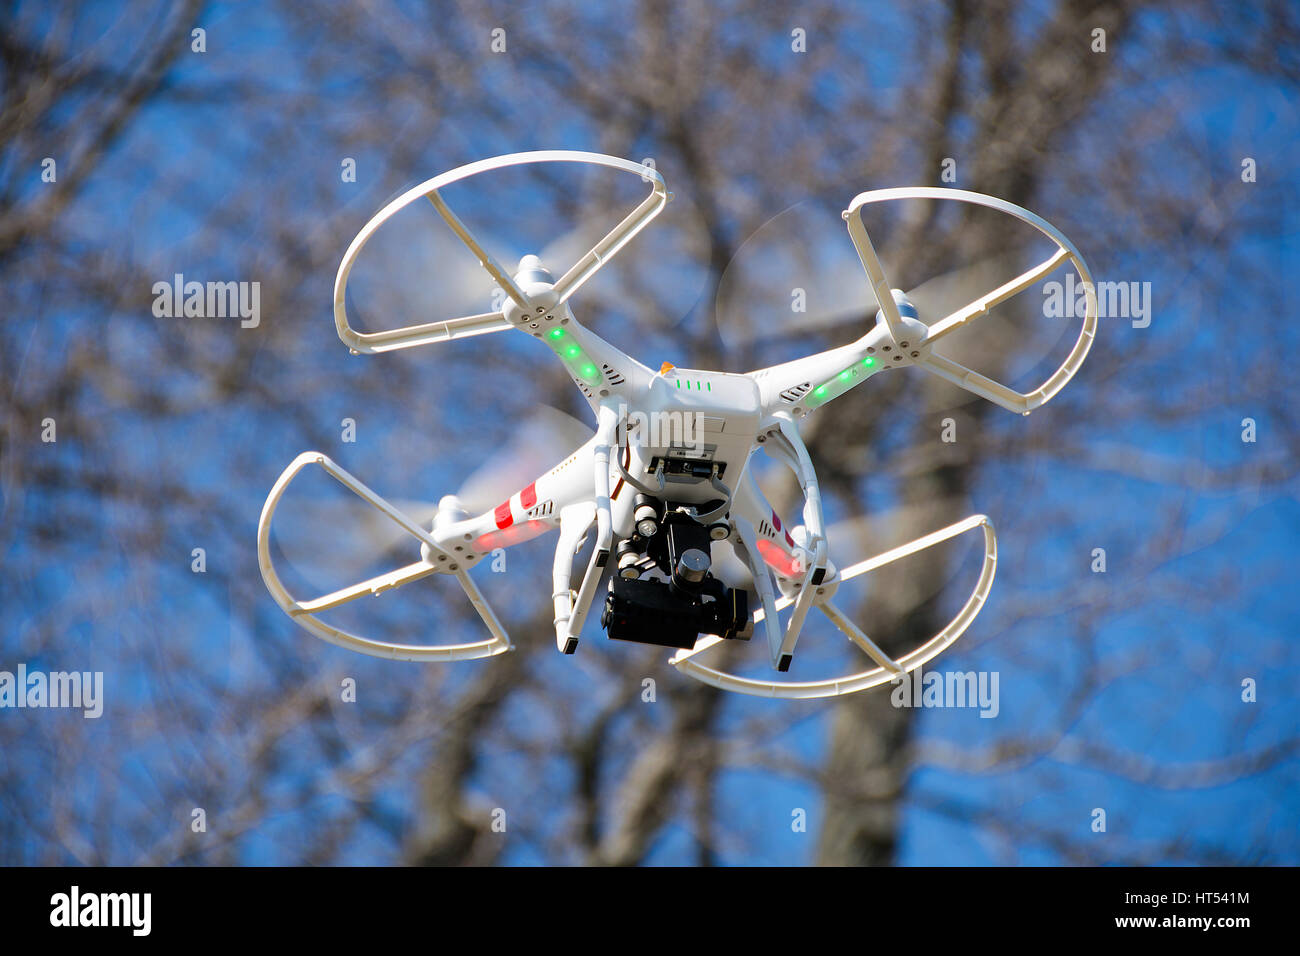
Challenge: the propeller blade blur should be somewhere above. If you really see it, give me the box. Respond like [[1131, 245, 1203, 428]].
[[455, 404, 594, 514]]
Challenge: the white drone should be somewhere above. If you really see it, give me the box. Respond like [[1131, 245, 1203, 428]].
[[257, 150, 1097, 699]]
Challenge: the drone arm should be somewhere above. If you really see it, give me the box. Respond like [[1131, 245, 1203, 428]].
[[523, 306, 659, 412], [750, 324, 893, 419], [425, 427, 615, 560]]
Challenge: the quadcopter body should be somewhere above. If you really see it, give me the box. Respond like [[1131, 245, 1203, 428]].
[[258, 151, 1097, 699]]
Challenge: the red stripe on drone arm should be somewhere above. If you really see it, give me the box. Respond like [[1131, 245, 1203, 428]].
[[494, 501, 514, 530], [771, 509, 795, 546], [755, 537, 801, 578], [520, 482, 538, 510], [475, 520, 550, 551]]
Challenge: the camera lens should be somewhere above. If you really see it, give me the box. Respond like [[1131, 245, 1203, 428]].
[[673, 548, 710, 587]]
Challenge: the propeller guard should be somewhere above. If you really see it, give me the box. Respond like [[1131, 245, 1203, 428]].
[[669, 514, 997, 699], [334, 150, 669, 354], [258, 452, 513, 662], [844, 186, 1098, 415], [260, 156, 1096, 698]]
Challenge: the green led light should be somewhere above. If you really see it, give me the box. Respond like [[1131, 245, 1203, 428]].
[[813, 385, 827, 397], [549, 328, 565, 339], [565, 345, 581, 358], [838, 370, 852, 381], [862, 357, 875, 367], [582, 363, 598, 378]]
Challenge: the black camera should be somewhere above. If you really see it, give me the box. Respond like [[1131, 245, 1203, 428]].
[[600, 498, 752, 650]]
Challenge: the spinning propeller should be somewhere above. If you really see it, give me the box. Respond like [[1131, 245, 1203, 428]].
[[269, 403, 594, 593], [716, 202, 1076, 400]]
